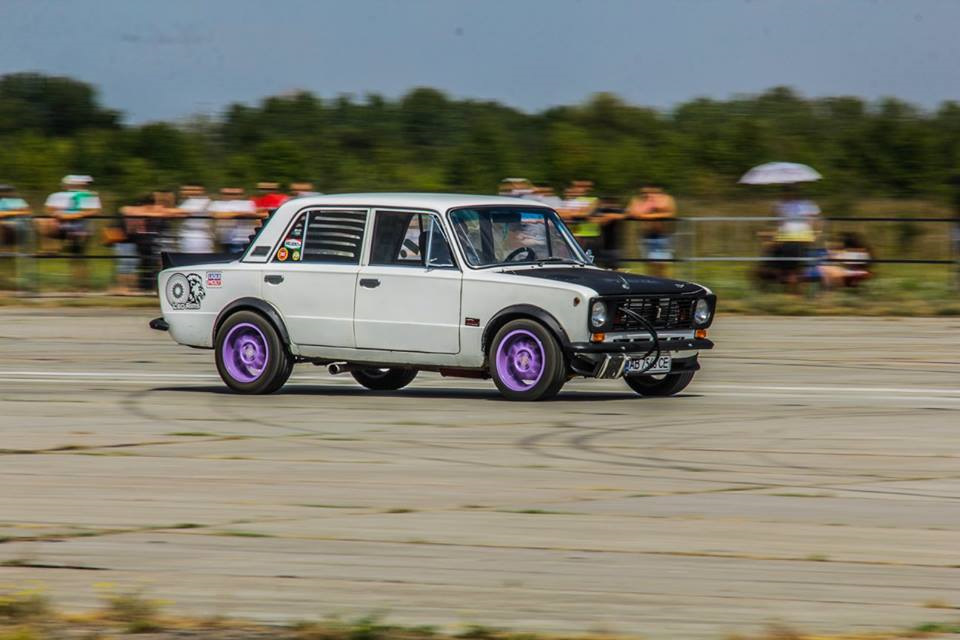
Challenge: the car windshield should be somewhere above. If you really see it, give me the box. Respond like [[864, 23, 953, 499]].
[[449, 207, 586, 268]]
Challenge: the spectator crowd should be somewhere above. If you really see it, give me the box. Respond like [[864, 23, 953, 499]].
[[0, 174, 891, 295], [0, 177, 319, 293]]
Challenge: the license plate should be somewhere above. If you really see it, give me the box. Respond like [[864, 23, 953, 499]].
[[625, 353, 672, 374]]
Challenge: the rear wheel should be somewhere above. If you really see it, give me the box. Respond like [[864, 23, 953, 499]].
[[215, 310, 292, 394], [351, 368, 418, 391], [624, 371, 695, 397], [488, 319, 565, 401]]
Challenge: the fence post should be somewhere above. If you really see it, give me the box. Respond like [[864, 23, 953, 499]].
[[687, 216, 697, 283]]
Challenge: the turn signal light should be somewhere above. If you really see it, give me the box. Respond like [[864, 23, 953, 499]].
[[590, 332, 605, 343], [695, 329, 707, 339]]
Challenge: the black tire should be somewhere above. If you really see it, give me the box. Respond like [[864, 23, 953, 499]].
[[351, 368, 418, 391], [488, 319, 566, 401], [624, 371, 695, 397], [265, 356, 295, 394], [215, 310, 292, 394]]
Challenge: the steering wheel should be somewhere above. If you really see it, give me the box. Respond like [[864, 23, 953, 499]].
[[504, 246, 537, 262]]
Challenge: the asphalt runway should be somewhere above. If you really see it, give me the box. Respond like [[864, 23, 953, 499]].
[[1, 308, 958, 639]]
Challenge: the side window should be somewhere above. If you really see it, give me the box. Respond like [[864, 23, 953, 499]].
[[424, 217, 455, 268], [369, 211, 456, 269], [370, 211, 423, 266], [273, 209, 367, 263]]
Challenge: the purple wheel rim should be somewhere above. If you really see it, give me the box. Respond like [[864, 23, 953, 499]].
[[495, 329, 545, 392], [222, 322, 269, 383]]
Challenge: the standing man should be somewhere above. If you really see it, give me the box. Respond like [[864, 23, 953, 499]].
[[771, 184, 821, 291], [176, 185, 214, 254], [627, 184, 676, 278], [949, 173, 960, 289], [208, 187, 259, 254], [290, 182, 321, 198], [0, 184, 31, 250], [253, 181, 290, 216], [120, 191, 182, 293], [558, 180, 602, 257], [44, 175, 101, 288]]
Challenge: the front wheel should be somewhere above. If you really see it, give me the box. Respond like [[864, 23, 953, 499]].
[[488, 319, 566, 401], [215, 311, 292, 394], [351, 368, 418, 391], [624, 371, 695, 397]]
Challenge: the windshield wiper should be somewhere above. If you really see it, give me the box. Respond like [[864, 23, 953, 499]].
[[537, 256, 583, 266]]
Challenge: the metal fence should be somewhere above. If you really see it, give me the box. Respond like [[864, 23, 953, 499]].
[[1, 214, 958, 294]]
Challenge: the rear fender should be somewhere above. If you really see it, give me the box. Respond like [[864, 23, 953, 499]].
[[213, 297, 291, 346]]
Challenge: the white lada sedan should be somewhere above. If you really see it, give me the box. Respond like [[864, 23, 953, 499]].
[[152, 193, 716, 401]]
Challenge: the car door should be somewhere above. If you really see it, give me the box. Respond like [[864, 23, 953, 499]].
[[354, 210, 462, 354], [261, 208, 368, 347]]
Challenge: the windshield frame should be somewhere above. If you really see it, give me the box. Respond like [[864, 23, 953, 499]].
[[446, 204, 588, 270]]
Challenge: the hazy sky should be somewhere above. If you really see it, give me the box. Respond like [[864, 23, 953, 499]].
[[2, 0, 958, 123]]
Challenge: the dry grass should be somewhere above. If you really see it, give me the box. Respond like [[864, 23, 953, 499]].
[[1, 585, 957, 640]]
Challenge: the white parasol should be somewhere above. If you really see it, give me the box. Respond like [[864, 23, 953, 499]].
[[739, 162, 822, 185]]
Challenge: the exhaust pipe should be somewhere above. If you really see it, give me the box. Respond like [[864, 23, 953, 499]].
[[328, 362, 366, 375]]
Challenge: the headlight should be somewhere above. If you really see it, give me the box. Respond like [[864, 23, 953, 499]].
[[590, 301, 608, 328], [693, 298, 711, 326]]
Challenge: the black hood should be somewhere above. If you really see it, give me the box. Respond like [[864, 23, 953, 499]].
[[504, 267, 705, 296]]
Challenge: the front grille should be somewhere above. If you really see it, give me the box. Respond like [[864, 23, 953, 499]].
[[610, 296, 695, 331]]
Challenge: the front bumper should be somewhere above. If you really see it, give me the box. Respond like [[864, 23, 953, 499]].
[[567, 336, 713, 355], [566, 337, 713, 378]]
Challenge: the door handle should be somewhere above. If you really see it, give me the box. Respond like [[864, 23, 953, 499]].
[[264, 274, 284, 285], [359, 278, 381, 289]]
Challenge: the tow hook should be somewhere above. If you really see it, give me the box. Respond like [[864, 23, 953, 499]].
[[149, 317, 169, 332]]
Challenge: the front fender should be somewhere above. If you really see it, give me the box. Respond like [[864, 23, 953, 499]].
[[482, 304, 572, 354]]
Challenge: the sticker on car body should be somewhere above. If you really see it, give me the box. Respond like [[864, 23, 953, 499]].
[[206, 271, 222, 288], [166, 272, 205, 310]]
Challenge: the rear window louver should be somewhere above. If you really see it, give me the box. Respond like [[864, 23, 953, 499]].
[[303, 210, 366, 263]]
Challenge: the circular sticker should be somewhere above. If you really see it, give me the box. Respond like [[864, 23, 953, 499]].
[[292, 250, 301, 261], [166, 273, 189, 306], [277, 247, 289, 261]]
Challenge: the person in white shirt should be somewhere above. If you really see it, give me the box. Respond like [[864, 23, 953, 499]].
[[208, 188, 259, 253], [769, 186, 822, 291], [176, 185, 214, 253], [44, 175, 102, 287]]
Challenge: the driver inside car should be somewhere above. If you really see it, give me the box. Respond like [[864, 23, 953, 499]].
[[501, 217, 545, 261]]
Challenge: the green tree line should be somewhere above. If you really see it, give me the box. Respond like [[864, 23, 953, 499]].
[[2, 72, 959, 204]]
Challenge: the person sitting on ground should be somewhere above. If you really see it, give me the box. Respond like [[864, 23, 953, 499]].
[[816, 232, 873, 289]]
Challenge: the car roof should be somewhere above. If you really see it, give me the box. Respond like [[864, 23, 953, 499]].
[[284, 192, 552, 211]]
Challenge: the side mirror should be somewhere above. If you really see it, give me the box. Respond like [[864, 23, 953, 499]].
[[585, 249, 595, 264]]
